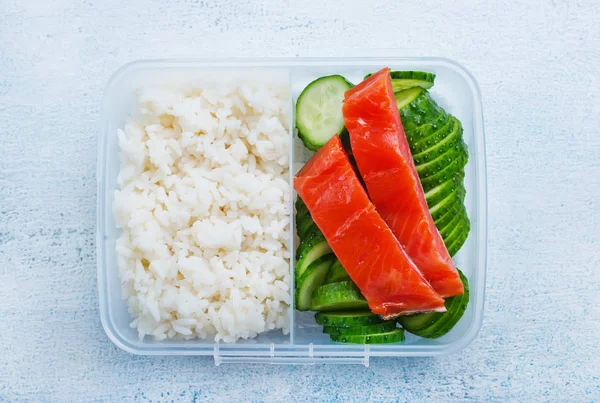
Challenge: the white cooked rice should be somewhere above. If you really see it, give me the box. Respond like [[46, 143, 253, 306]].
[[113, 78, 291, 342]]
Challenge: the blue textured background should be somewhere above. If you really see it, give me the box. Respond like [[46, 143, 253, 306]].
[[1, 0, 599, 401]]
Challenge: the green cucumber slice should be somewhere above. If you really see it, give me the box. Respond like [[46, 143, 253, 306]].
[[296, 75, 353, 151], [406, 112, 452, 146], [447, 215, 471, 256], [394, 87, 423, 110], [413, 118, 463, 165], [411, 115, 460, 155], [404, 270, 470, 338], [330, 328, 405, 344], [424, 172, 464, 209], [416, 141, 468, 179], [434, 197, 463, 231], [315, 311, 384, 328], [324, 321, 397, 336], [442, 205, 468, 245], [298, 219, 319, 240], [295, 236, 331, 276], [400, 91, 445, 132], [429, 184, 466, 221], [439, 209, 464, 240], [295, 196, 308, 215], [295, 255, 334, 311], [365, 71, 436, 92], [310, 281, 368, 311], [324, 259, 350, 284], [419, 150, 468, 192]]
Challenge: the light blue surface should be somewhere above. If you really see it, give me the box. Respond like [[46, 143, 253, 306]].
[[1, 0, 599, 401]]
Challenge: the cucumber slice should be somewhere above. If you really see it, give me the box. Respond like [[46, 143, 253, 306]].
[[400, 91, 445, 132], [419, 150, 468, 192], [424, 172, 464, 209], [310, 281, 368, 311], [394, 87, 423, 110], [406, 112, 451, 146], [295, 196, 308, 215], [295, 236, 331, 277], [295, 255, 334, 311], [442, 205, 468, 244], [413, 118, 463, 165], [324, 321, 397, 336], [447, 215, 471, 256], [429, 185, 466, 221], [365, 71, 436, 92], [295, 229, 325, 258], [324, 259, 350, 284], [403, 270, 470, 339], [296, 75, 353, 151], [295, 206, 310, 223], [315, 311, 384, 328], [298, 218, 319, 240], [416, 140, 468, 179], [411, 116, 460, 155], [397, 310, 441, 332], [330, 328, 405, 344], [439, 209, 464, 240], [434, 197, 463, 230]]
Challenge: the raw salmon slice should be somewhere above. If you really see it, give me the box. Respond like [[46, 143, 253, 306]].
[[343, 68, 464, 298], [294, 136, 445, 318]]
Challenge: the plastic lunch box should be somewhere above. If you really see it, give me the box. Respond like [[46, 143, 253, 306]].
[[97, 57, 487, 365]]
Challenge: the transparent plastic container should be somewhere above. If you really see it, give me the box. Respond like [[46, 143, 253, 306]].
[[97, 58, 487, 365]]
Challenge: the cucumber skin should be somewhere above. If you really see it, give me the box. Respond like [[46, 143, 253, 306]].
[[330, 328, 405, 344], [430, 185, 466, 222], [295, 256, 334, 311], [419, 150, 468, 192], [295, 231, 325, 260], [439, 209, 464, 240], [298, 219, 319, 240], [406, 112, 451, 145], [366, 70, 436, 81], [400, 91, 445, 132], [323, 321, 397, 336], [412, 116, 461, 155], [315, 311, 384, 328], [433, 196, 463, 231], [295, 236, 331, 275], [416, 140, 468, 179], [310, 281, 367, 311], [324, 259, 351, 284], [394, 87, 423, 110], [408, 270, 470, 339], [399, 270, 469, 338], [388, 71, 436, 82], [447, 216, 471, 257], [425, 172, 464, 209], [413, 119, 463, 165], [442, 205, 469, 248]]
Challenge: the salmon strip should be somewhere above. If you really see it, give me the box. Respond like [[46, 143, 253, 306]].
[[294, 136, 445, 318], [343, 68, 464, 298]]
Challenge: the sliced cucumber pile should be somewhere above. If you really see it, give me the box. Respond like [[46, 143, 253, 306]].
[[397, 269, 469, 338], [398, 89, 470, 255], [294, 69, 472, 345], [317, 311, 405, 344], [295, 75, 353, 151], [310, 281, 368, 311]]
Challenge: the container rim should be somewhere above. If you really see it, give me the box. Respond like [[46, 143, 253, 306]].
[[97, 57, 487, 359]]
